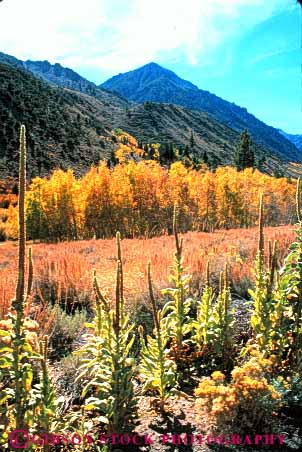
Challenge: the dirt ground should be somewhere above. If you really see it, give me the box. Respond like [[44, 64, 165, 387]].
[[126, 396, 302, 452]]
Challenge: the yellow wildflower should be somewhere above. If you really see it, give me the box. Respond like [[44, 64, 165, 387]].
[[211, 371, 225, 382]]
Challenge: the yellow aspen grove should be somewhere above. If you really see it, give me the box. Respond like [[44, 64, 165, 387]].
[[19, 162, 297, 242]]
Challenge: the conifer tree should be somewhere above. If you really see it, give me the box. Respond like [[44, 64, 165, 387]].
[[202, 151, 209, 165], [190, 130, 195, 148], [168, 143, 175, 162], [184, 145, 190, 158], [109, 149, 118, 167], [234, 129, 254, 171]]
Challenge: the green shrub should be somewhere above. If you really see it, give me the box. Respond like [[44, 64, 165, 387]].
[[48, 305, 87, 359]]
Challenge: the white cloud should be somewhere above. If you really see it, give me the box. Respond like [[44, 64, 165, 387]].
[[0, 0, 292, 76], [0, 0, 108, 61]]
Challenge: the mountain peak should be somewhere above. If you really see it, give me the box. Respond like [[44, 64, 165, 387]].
[[101, 62, 199, 97], [142, 61, 161, 68], [101, 62, 301, 163], [24, 59, 83, 81]]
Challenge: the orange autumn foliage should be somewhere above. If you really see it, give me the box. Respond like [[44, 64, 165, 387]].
[[0, 225, 294, 320], [17, 162, 296, 242]]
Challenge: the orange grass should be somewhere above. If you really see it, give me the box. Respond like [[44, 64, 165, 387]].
[[0, 225, 295, 320]]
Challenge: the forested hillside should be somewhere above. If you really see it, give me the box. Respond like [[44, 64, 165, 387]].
[[0, 62, 118, 177], [102, 62, 301, 163], [0, 56, 299, 179]]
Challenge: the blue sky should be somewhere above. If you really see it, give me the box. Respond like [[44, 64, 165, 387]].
[[0, 0, 301, 133]]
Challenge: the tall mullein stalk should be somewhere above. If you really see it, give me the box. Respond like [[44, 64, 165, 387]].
[[138, 263, 177, 413], [250, 194, 272, 352], [11, 125, 34, 430], [212, 265, 234, 367], [249, 194, 282, 357], [116, 231, 124, 323], [77, 232, 136, 433], [93, 269, 104, 337], [276, 179, 302, 364], [107, 243, 137, 433], [267, 240, 278, 300], [15, 125, 27, 308], [114, 260, 122, 337], [258, 193, 265, 267], [148, 262, 165, 412], [39, 336, 51, 429], [216, 271, 225, 347], [35, 335, 58, 452], [294, 179, 302, 361], [111, 259, 122, 431], [162, 205, 192, 361], [192, 261, 215, 351], [92, 268, 110, 337], [40, 338, 50, 430], [222, 265, 231, 327], [173, 205, 184, 354], [267, 239, 279, 325], [148, 262, 160, 334]]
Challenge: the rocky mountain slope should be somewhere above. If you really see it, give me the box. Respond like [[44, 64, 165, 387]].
[[0, 62, 119, 178], [0, 52, 128, 109], [102, 62, 301, 163], [279, 130, 302, 151], [0, 55, 298, 179]]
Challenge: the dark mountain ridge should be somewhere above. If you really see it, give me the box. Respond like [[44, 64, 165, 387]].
[[102, 62, 301, 163], [0, 61, 274, 178], [0, 62, 118, 178], [0, 53, 299, 179], [279, 129, 302, 151], [0, 52, 129, 109], [106, 62, 199, 94], [1, 51, 299, 164], [2, 52, 299, 165]]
